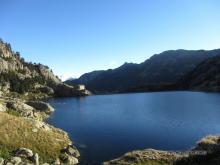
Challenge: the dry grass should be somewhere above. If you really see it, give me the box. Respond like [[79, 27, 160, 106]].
[[135, 162, 169, 165], [104, 149, 181, 165], [198, 135, 219, 145], [104, 160, 169, 165], [0, 112, 70, 162]]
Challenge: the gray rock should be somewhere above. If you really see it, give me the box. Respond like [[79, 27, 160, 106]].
[[38, 64, 61, 84], [67, 156, 78, 165], [39, 86, 54, 95], [33, 153, 39, 165], [60, 153, 69, 161], [6, 100, 34, 117], [26, 101, 54, 114], [65, 145, 80, 158], [0, 103, 6, 112], [0, 40, 63, 96], [10, 156, 22, 165], [15, 148, 34, 158], [0, 158, 4, 165], [28, 119, 52, 131], [60, 153, 78, 165]]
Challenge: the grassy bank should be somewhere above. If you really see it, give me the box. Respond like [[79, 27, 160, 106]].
[[0, 112, 70, 162]]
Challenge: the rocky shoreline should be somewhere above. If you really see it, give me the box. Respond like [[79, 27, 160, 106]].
[[104, 135, 220, 165], [2, 97, 220, 165], [0, 97, 80, 165], [0, 39, 92, 165]]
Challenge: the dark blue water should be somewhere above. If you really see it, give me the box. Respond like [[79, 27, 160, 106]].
[[47, 91, 220, 164]]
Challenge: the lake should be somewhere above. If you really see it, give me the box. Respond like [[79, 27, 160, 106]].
[[47, 91, 220, 164]]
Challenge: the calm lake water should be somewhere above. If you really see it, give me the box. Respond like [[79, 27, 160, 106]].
[[47, 91, 220, 164]]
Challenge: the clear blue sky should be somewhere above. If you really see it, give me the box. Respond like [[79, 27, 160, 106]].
[[1, 0, 220, 80]]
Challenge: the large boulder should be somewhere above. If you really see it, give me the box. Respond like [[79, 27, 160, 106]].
[[27, 119, 52, 131], [60, 153, 78, 165], [14, 148, 34, 158], [67, 156, 78, 165], [26, 101, 54, 114], [10, 157, 22, 165], [60, 145, 80, 165], [62, 145, 80, 158], [38, 86, 54, 95], [6, 100, 34, 117]]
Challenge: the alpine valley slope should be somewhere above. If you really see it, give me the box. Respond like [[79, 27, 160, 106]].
[[0, 39, 90, 165]]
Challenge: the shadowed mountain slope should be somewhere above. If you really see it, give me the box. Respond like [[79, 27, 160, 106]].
[[180, 55, 220, 92], [66, 49, 220, 94]]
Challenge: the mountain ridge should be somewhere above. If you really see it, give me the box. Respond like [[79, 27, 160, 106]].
[[0, 39, 90, 98], [66, 49, 220, 94]]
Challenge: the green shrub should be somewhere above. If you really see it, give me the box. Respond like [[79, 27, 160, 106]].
[[0, 145, 11, 159]]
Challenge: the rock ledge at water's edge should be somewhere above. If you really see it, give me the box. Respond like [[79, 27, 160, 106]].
[[104, 135, 220, 165], [0, 98, 80, 165]]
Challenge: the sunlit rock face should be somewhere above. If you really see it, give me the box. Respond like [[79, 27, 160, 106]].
[[0, 38, 90, 97]]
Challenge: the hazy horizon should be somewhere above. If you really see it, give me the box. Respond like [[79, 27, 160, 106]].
[[1, 0, 220, 80]]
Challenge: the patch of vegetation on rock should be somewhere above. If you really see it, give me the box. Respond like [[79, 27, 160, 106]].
[[103, 149, 184, 165], [104, 135, 220, 165]]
